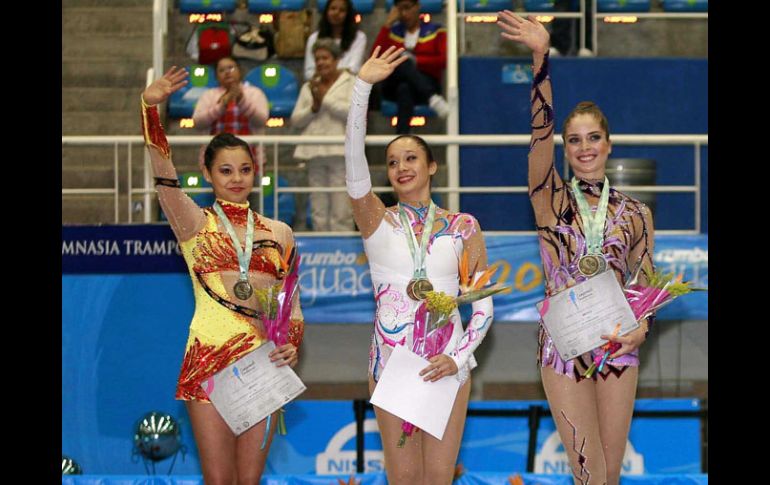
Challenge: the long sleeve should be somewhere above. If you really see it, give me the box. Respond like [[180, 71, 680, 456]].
[[324, 75, 354, 121], [289, 83, 314, 130], [415, 28, 446, 74], [141, 97, 206, 242], [192, 87, 225, 128], [345, 77, 385, 238], [345, 78, 372, 194], [445, 217, 493, 371], [527, 52, 564, 222], [241, 84, 270, 132]]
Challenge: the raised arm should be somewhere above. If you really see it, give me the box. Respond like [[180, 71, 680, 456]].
[[498, 11, 563, 221], [345, 46, 409, 238], [141, 67, 206, 241]]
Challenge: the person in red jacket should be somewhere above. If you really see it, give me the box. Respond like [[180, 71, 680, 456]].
[[373, 0, 449, 133]]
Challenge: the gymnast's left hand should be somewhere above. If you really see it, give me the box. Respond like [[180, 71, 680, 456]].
[[142, 66, 189, 105], [270, 343, 299, 368], [419, 354, 458, 382]]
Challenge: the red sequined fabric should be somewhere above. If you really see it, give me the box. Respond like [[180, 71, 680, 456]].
[[175, 333, 257, 401], [140, 102, 171, 159], [192, 231, 282, 277], [214, 204, 272, 232]]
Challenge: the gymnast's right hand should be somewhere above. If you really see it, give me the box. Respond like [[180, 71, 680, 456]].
[[497, 10, 550, 55], [142, 66, 189, 105], [357, 46, 409, 85]]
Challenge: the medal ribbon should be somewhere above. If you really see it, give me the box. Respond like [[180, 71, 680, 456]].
[[571, 177, 611, 255], [213, 201, 254, 285], [398, 201, 437, 281]]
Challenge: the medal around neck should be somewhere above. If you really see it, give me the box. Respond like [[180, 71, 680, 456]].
[[406, 278, 434, 301], [577, 254, 607, 277], [213, 201, 255, 301], [571, 177, 611, 279], [399, 202, 437, 301], [234, 280, 254, 300]]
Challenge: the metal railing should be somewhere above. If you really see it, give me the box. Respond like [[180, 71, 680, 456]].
[[62, 133, 707, 234], [63, 1, 707, 230]]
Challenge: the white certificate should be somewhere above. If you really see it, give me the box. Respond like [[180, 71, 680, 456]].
[[369, 345, 461, 440], [536, 270, 638, 361], [200, 340, 306, 436]]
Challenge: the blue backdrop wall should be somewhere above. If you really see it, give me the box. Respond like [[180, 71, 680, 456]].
[[458, 58, 708, 232]]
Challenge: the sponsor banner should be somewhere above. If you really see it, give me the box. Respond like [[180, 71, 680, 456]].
[[270, 400, 701, 476], [62, 226, 707, 321]]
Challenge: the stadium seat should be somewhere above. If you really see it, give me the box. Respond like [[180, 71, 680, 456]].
[[243, 64, 301, 118], [248, 0, 307, 13], [457, 0, 512, 12], [597, 0, 650, 12], [317, 0, 375, 14], [179, 0, 237, 13], [522, 0, 555, 11], [385, 0, 444, 14], [662, 0, 707, 12], [380, 100, 435, 118]]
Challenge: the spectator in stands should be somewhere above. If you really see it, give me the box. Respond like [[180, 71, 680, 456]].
[[549, 0, 594, 57], [291, 39, 355, 231], [193, 56, 270, 170], [373, 0, 449, 134], [304, 0, 367, 81], [498, 12, 654, 485], [141, 66, 303, 485]]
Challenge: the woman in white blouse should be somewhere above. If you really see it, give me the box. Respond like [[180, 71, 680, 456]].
[[304, 0, 367, 81], [291, 39, 356, 231]]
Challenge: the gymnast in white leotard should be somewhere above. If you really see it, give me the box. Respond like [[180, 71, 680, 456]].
[[344, 46, 495, 485]]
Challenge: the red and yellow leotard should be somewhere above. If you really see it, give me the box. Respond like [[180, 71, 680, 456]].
[[141, 98, 304, 402]]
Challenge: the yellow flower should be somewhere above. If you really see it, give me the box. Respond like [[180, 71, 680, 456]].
[[425, 290, 457, 315]]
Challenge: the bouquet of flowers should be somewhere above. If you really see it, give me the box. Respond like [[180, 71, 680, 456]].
[[397, 252, 510, 447], [583, 264, 706, 378], [624, 264, 706, 322], [252, 241, 300, 447], [254, 242, 300, 347]]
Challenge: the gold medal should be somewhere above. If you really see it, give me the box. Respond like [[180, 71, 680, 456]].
[[406, 278, 434, 300], [577, 254, 607, 277]]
